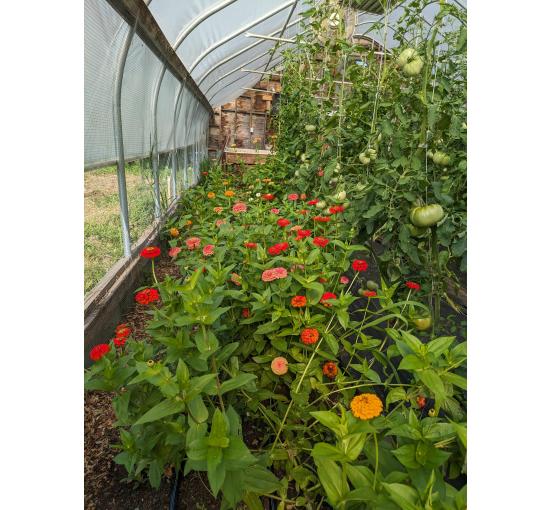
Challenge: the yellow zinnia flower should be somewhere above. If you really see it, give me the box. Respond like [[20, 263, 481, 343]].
[[223, 180, 229, 185], [207, 192, 215, 199], [350, 393, 383, 420], [169, 227, 179, 237], [224, 190, 235, 197]]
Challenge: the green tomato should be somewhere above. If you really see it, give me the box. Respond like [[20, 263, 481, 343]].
[[305, 124, 316, 132], [432, 151, 451, 166], [316, 200, 327, 209], [300, 153, 307, 162], [334, 190, 346, 201], [359, 153, 370, 165], [366, 280, 379, 291], [403, 58, 424, 76], [407, 223, 428, 237], [410, 204, 444, 227], [343, 201, 350, 210], [397, 48, 424, 76], [413, 316, 432, 331]]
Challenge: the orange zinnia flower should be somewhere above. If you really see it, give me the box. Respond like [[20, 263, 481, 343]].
[[169, 227, 179, 237], [224, 190, 235, 197], [300, 328, 319, 345], [323, 361, 338, 379], [207, 192, 215, 199], [350, 393, 383, 420], [291, 295, 307, 308]]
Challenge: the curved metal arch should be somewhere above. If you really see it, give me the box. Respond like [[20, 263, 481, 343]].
[[197, 16, 302, 88], [187, 0, 295, 74], [208, 56, 284, 106]]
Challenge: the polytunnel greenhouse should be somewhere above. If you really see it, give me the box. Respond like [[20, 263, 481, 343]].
[[83, 0, 467, 508]]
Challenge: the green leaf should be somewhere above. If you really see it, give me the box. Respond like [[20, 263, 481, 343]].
[[345, 464, 374, 489], [242, 465, 281, 494], [419, 369, 447, 401], [312, 442, 348, 462], [134, 398, 185, 426], [382, 483, 420, 510], [219, 374, 257, 395], [336, 308, 350, 329], [187, 396, 209, 423], [224, 437, 257, 470], [324, 332, 339, 355], [398, 354, 428, 371], [310, 411, 342, 434], [427, 336, 455, 357], [386, 387, 407, 407], [207, 447, 225, 496], [392, 444, 420, 469], [148, 460, 162, 489], [195, 328, 219, 354], [315, 458, 348, 507]]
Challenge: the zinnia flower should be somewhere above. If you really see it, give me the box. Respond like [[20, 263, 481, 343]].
[[351, 259, 368, 272], [261, 267, 288, 282], [268, 242, 289, 256], [233, 202, 247, 214], [262, 193, 275, 201], [296, 229, 312, 240], [313, 237, 329, 248], [300, 193, 307, 200], [299, 209, 308, 215], [207, 192, 216, 199], [168, 246, 182, 258], [318, 277, 328, 283], [340, 276, 350, 284], [213, 206, 224, 214], [416, 396, 426, 409], [290, 225, 303, 232], [230, 272, 242, 286], [329, 205, 345, 214], [224, 190, 235, 197], [307, 199, 319, 206], [301, 328, 319, 345], [115, 325, 131, 338], [215, 219, 226, 227], [89, 343, 110, 361], [350, 393, 383, 420], [186, 219, 193, 226], [185, 237, 201, 250], [169, 227, 179, 237], [405, 281, 421, 291], [135, 288, 160, 305], [270, 208, 280, 214], [271, 357, 288, 375], [277, 218, 291, 227], [323, 361, 338, 379], [241, 308, 250, 318], [363, 290, 377, 298], [244, 242, 257, 249], [291, 295, 307, 308], [318, 169, 324, 176], [321, 292, 337, 307], [113, 336, 127, 347], [140, 246, 161, 259], [313, 216, 330, 223], [288, 193, 299, 201], [203, 244, 215, 256]]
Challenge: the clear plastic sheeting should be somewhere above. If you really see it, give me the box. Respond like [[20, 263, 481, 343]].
[[84, 0, 210, 170]]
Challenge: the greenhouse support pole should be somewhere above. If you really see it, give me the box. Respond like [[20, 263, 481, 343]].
[[114, 21, 137, 259], [172, 83, 186, 200]]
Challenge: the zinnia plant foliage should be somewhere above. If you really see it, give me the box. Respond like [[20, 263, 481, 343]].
[[85, 160, 466, 508]]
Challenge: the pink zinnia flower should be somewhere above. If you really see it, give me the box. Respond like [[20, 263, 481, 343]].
[[340, 276, 350, 284], [230, 272, 242, 286], [290, 225, 303, 232], [203, 244, 215, 256], [213, 206, 224, 214], [261, 267, 288, 282], [288, 193, 299, 201], [215, 219, 226, 227], [168, 246, 182, 258], [270, 208, 280, 215], [232, 202, 247, 214], [185, 237, 201, 250]]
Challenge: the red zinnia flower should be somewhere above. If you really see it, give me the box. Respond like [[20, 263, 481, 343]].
[[135, 288, 160, 305], [115, 325, 131, 338], [113, 336, 127, 348], [313, 237, 329, 248], [313, 216, 330, 223], [277, 218, 291, 227], [363, 290, 377, 298], [268, 242, 289, 256], [323, 361, 338, 379], [416, 396, 426, 409], [321, 292, 337, 307], [296, 229, 312, 240], [405, 281, 421, 291], [244, 242, 257, 249], [351, 259, 368, 272], [318, 169, 324, 177], [140, 246, 161, 259], [287, 193, 299, 201], [301, 328, 319, 345], [89, 343, 110, 361], [203, 244, 215, 257], [115, 324, 130, 335], [291, 295, 307, 308], [262, 193, 275, 201], [329, 205, 345, 214], [307, 199, 319, 206], [318, 277, 328, 283], [242, 308, 250, 318]]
